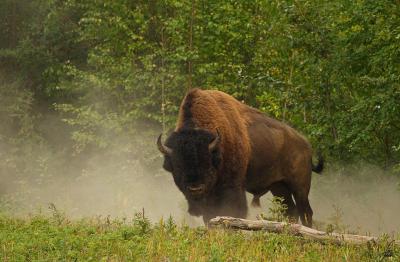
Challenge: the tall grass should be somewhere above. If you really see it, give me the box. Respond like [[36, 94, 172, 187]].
[[0, 212, 399, 261]]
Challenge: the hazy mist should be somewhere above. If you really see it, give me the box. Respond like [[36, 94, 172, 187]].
[[2, 144, 399, 236]]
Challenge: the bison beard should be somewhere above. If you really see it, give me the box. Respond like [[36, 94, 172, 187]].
[[157, 88, 323, 226]]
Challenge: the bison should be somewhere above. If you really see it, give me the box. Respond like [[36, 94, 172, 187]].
[[157, 88, 323, 227]]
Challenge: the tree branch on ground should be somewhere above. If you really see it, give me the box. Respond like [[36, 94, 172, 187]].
[[209, 216, 400, 246]]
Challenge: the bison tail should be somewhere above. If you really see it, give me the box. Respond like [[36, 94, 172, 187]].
[[312, 153, 324, 174]]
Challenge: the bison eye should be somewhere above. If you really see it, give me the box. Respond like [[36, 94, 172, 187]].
[[163, 157, 173, 172]]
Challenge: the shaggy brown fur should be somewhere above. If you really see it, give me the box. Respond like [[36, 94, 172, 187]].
[[158, 88, 323, 226]]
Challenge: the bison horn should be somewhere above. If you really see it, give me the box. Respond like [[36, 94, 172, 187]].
[[157, 134, 172, 155], [208, 129, 221, 151]]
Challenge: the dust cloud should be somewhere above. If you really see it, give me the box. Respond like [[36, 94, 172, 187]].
[[310, 166, 400, 235], [1, 146, 400, 235], [0, 147, 202, 226], [253, 165, 400, 235]]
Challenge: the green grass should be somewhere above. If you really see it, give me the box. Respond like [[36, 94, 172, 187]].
[[0, 213, 399, 262]]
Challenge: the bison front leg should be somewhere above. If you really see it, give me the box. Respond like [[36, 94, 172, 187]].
[[187, 200, 203, 217], [222, 188, 248, 219], [203, 187, 248, 224]]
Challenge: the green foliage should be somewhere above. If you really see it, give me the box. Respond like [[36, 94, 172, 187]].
[[0, 214, 399, 261], [259, 196, 289, 222]]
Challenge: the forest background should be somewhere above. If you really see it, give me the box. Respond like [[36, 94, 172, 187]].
[[0, 0, 399, 221]]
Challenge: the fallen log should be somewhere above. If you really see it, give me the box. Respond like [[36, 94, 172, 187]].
[[209, 216, 400, 246]]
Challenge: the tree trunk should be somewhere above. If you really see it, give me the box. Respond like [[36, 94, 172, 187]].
[[187, 0, 195, 90]]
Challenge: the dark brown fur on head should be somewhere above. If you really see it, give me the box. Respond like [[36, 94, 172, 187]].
[[163, 128, 221, 199]]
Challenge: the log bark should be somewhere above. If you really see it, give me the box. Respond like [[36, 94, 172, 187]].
[[209, 216, 400, 246]]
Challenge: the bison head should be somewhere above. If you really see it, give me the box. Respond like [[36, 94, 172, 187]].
[[157, 128, 221, 199]]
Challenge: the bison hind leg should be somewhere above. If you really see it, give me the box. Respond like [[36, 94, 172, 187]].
[[293, 193, 313, 228], [251, 195, 261, 207], [270, 182, 299, 223]]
